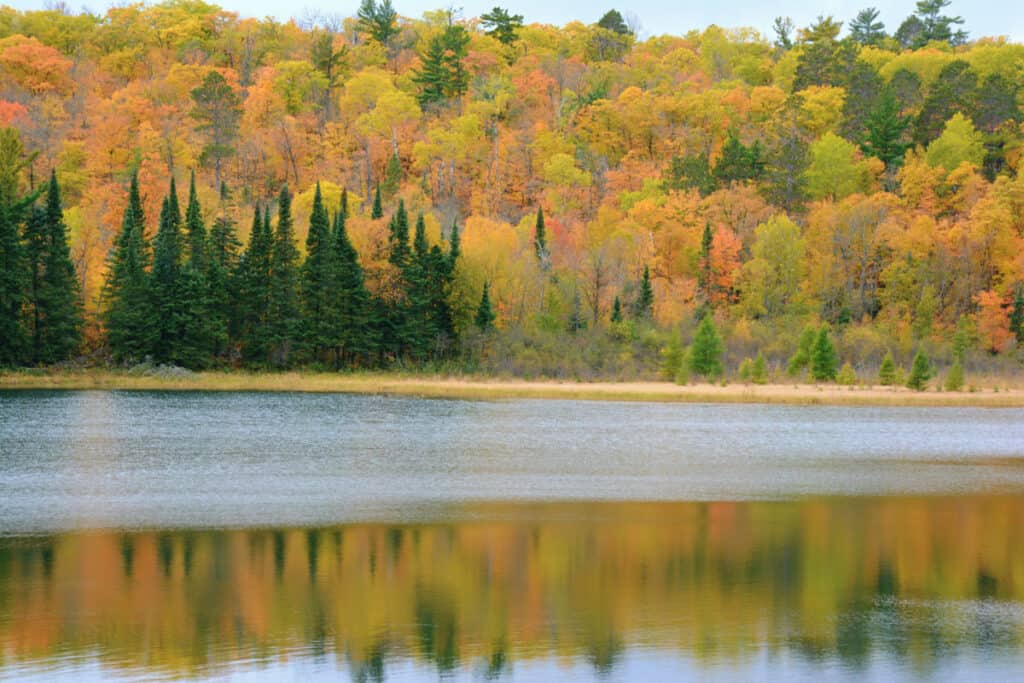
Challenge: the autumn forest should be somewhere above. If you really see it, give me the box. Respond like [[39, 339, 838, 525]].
[[1, 0, 1023, 383]]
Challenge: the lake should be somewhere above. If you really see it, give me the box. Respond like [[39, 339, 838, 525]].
[[1, 390, 1023, 681]]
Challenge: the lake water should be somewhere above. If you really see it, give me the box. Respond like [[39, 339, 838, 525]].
[[1, 391, 1024, 681]]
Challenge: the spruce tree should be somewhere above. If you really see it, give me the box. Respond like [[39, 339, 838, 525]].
[[945, 357, 964, 391], [534, 206, 548, 265], [0, 128, 34, 365], [1010, 287, 1024, 345], [811, 325, 838, 381], [22, 203, 46, 362], [150, 179, 184, 363], [239, 205, 274, 364], [37, 171, 82, 363], [610, 295, 623, 323], [690, 314, 724, 379], [878, 350, 896, 385], [301, 182, 333, 360], [698, 221, 714, 305], [371, 183, 383, 219], [906, 350, 933, 391], [268, 185, 301, 366], [329, 204, 374, 364], [787, 326, 817, 377], [660, 330, 684, 380], [103, 174, 154, 362], [751, 351, 768, 384], [633, 265, 654, 319], [174, 176, 214, 368], [474, 282, 495, 331], [567, 290, 586, 334], [207, 213, 241, 358]]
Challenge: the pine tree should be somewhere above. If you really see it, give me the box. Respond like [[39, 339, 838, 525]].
[[371, 183, 383, 219], [633, 265, 654, 319], [862, 89, 910, 171], [103, 174, 154, 362], [698, 222, 714, 305], [36, 171, 82, 363], [945, 358, 964, 391], [22, 203, 46, 362], [811, 325, 838, 381], [150, 179, 185, 364], [610, 295, 623, 323], [906, 350, 933, 391], [207, 213, 241, 358], [383, 200, 411, 358], [268, 185, 301, 366], [301, 182, 333, 360], [329, 204, 374, 364], [534, 206, 548, 266], [567, 290, 586, 334], [0, 127, 34, 365], [690, 314, 723, 379], [660, 330, 684, 380], [1010, 287, 1024, 345], [172, 171, 215, 368], [474, 282, 495, 331], [878, 350, 896, 385], [413, 21, 470, 107], [751, 351, 768, 384], [239, 206, 273, 363], [787, 326, 817, 377]]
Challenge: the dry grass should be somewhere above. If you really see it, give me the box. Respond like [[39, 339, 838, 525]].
[[2, 369, 1023, 407]]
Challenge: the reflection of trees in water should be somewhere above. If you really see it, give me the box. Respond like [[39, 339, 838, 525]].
[[1, 497, 1023, 679]]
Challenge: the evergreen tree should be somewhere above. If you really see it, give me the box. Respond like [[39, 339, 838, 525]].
[[340, 187, 349, 220], [945, 358, 964, 391], [698, 222, 714, 305], [1009, 287, 1024, 345], [150, 179, 185, 364], [382, 151, 402, 198], [610, 295, 623, 323], [633, 265, 654, 319], [474, 282, 495, 331], [301, 182, 333, 360], [414, 21, 471, 107], [103, 174, 154, 362], [665, 153, 716, 196], [713, 130, 764, 185], [480, 7, 524, 45], [0, 127, 34, 365], [171, 171, 216, 368], [660, 330, 684, 380], [861, 89, 910, 171], [183, 171, 207, 271], [690, 314, 723, 379], [239, 205, 274, 364], [567, 290, 586, 334], [849, 7, 886, 45], [268, 185, 301, 366], [811, 325, 838, 381], [207, 212, 241, 358], [533, 206, 548, 265], [912, 0, 967, 46], [787, 326, 817, 376], [328, 201, 374, 365], [906, 350, 933, 391], [357, 0, 398, 47], [36, 171, 82, 363], [751, 351, 768, 384], [878, 350, 896, 385], [371, 183, 383, 219], [22, 203, 47, 362]]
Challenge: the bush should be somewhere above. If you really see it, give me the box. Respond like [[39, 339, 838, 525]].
[[837, 362, 857, 386]]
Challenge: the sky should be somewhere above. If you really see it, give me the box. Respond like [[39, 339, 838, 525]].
[[9, 0, 1024, 43]]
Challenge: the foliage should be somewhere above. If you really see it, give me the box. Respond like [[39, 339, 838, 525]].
[[690, 315, 723, 379], [878, 351, 896, 385], [906, 350, 933, 390]]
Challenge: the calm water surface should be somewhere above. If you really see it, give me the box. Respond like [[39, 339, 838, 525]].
[[1, 390, 1023, 681]]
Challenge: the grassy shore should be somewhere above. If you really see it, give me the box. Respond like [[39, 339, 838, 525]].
[[1, 369, 1023, 406]]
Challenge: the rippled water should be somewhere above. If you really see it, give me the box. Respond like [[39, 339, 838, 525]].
[[1, 390, 1024, 681]]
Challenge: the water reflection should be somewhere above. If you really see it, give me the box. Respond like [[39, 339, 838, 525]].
[[2, 498, 1023, 681]]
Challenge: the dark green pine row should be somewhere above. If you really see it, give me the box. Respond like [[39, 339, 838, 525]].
[[103, 176, 463, 369], [0, 149, 83, 367]]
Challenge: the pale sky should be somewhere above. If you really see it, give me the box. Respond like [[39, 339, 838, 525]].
[[10, 0, 1024, 43]]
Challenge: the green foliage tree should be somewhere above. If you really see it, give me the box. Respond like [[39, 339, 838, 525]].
[[357, 0, 398, 47], [301, 183, 334, 360], [1010, 287, 1024, 345], [268, 186, 301, 366], [382, 151, 402, 198], [787, 326, 817, 377], [633, 265, 654, 320], [0, 127, 34, 365], [597, 9, 630, 34], [329, 199, 374, 365], [149, 179, 185, 364], [609, 295, 622, 323], [751, 352, 768, 384], [837, 362, 857, 385], [371, 183, 383, 219], [480, 7, 524, 46], [811, 325, 838, 381], [713, 131, 764, 185], [861, 90, 910, 171], [190, 71, 242, 188], [474, 281, 496, 331], [534, 206, 549, 266], [914, 60, 976, 147], [906, 350, 933, 390], [665, 153, 715, 196], [567, 290, 586, 334], [414, 22, 470, 107], [660, 329, 684, 380], [689, 314, 723, 379], [945, 358, 964, 391], [35, 171, 83, 363], [878, 350, 896, 385], [239, 206, 274, 364], [206, 210, 241, 359], [103, 174, 154, 362], [698, 222, 714, 306], [849, 7, 886, 44], [925, 112, 984, 171], [912, 0, 967, 46]]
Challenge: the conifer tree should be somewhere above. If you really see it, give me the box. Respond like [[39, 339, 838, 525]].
[[811, 325, 838, 381], [371, 183, 383, 219], [787, 326, 817, 377], [0, 127, 34, 365], [751, 351, 768, 384], [329, 203, 374, 364], [474, 282, 495, 331], [173, 172, 215, 367], [22, 203, 46, 362], [690, 314, 723, 379], [633, 265, 654, 319], [149, 179, 184, 363], [268, 185, 301, 366], [660, 330, 684, 380], [1010, 287, 1024, 345], [207, 212, 241, 358], [878, 350, 896, 385], [36, 171, 82, 363], [301, 183, 334, 360], [382, 151, 402, 198], [945, 357, 964, 391], [103, 174, 154, 362], [906, 350, 933, 391], [610, 295, 622, 323], [534, 206, 548, 265], [567, 290, 586, 334], [698, 222, 714, 305], [239, 205, 273, 363]]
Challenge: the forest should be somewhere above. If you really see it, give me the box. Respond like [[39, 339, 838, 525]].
[[0, 0, 1023, 384]]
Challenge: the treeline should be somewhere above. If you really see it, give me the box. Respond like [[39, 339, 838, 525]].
[[100, 174, 466, 368]]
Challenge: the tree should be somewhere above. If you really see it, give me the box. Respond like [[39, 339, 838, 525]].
[[190, 71, 242, 188], [301, 182, 333, 359], [357, 0, 399, 47], [742, 216, 806, 319], [914, 60, 976, 147], [474, 282, 495, 331], [945, 358, 964, 391], [567, 290, 586, 334], [660, 329, 684, 380], [713, 130, 764, 186], [690, 314, 723, 379], [751, 352, 768, 384], [268, 186, 301, 366], [329, 199, 374, 365], [481, 7, 524, 46], [849, 8, 885, 44], [371, 183, 383, 219], [381, 151, 402, 198], [698, 222, 714, 306], [912, 0, 967, 46], [0, 127, 34, 365], [149, 179, 184, 364], [804, 133, 870, 201], [1010, 287, 1024, 345], [206, 209, 241, 360], [35, 171, 82, 363], [102, 174, 154, 362], [633, 265, 654, 319], [534, 206, 548, 266], [811, 325, 838, 381], [597, 10, 630, 34], [787, 327, 817, 377], [879, 351, 896, 385], [925, 113, 984, 172], [772, 17, 795, 50], [413, 22, 470, 107], [906, 350, 933, 391], [610, 295, 622, 323], [861, 90, 910, 172], [239, 205, 273, 364]]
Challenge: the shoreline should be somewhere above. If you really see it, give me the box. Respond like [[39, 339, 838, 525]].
[[2, 370, 1023, 407]]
